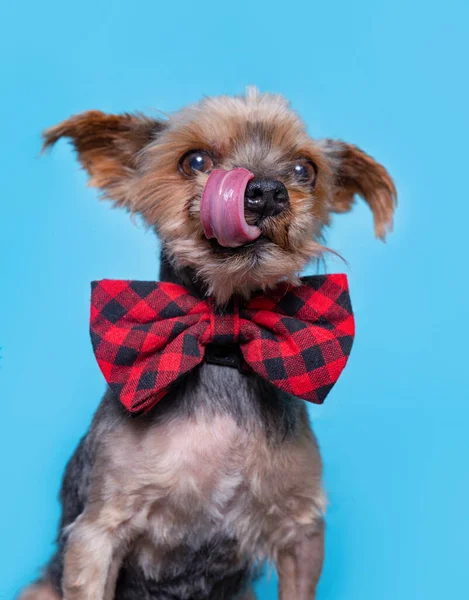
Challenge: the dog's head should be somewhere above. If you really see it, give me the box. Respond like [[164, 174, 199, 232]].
[[44, 88, 396, 302]]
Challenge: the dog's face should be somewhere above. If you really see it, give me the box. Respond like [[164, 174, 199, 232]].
[[44, 89, 396, 302]]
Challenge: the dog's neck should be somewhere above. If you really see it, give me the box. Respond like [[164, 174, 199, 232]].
[[159, 247, 208, 298]]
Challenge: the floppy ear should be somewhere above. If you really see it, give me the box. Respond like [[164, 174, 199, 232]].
[[42, 111, 167, 206], [320, 140, 397, 240]]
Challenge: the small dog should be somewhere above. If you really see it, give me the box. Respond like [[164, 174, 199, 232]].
[[20, 88, 396, 600]]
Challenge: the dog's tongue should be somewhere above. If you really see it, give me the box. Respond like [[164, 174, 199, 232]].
[[200, 168, 261, 248]]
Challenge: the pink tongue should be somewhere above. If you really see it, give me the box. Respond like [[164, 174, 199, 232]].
[[200, 168, 261, 248]]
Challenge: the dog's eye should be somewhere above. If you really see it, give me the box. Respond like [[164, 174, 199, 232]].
[[179, 150, 214, 176], [292, 160, 317, 185]]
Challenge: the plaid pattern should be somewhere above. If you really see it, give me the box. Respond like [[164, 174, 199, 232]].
[[90, 275, 355, 413]]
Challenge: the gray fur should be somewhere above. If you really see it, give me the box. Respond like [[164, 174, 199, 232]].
[[36, 254, 312, 600]]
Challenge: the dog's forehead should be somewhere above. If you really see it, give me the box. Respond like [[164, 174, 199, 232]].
[[169, 91, 311, 153]]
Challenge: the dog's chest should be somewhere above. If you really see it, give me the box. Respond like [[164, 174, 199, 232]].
[[96, 364, 299, 577], [102, 368, 269, 520], [140, 413, 252, 507], [106, 409, 267, 576]]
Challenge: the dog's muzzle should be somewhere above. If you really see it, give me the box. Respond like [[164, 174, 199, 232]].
[[200, 168, 290, 249]]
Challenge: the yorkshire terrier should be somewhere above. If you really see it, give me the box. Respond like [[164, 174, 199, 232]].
[[19, 88, 396, 600]]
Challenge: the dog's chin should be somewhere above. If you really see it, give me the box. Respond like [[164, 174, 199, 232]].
[[195, 236, 309, 304], [207, 235, 270, 256], [165, 229, 317, 304]]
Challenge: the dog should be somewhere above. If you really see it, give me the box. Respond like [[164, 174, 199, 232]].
[[19, 88, 396, 600]]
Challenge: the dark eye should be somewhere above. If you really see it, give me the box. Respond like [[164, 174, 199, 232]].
[[179, 150, 214, 176], [292, 159, 317, 185]]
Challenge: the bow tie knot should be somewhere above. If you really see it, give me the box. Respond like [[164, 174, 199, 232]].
[[205, 298, 241, 346], [90, 275, 355, 414]]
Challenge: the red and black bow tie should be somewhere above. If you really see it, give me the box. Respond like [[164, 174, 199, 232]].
[[90, 275, 355, 414]]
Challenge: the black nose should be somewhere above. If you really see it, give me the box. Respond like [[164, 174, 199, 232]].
[[244, 178, 289, 220]]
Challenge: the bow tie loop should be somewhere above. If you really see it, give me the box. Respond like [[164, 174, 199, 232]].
[[203, 297, 241, 347]]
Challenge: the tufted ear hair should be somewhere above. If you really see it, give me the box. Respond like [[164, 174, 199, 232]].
[[42, 111, 167, 206], [320, 140, 397, 240]]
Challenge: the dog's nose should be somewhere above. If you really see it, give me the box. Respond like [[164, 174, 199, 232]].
[[244, 178, 289, 221]]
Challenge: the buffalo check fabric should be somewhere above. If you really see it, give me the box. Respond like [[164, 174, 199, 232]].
[[90, 275, 355, 414]]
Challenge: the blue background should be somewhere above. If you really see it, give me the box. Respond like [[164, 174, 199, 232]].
[[1, 1, 468, 598]]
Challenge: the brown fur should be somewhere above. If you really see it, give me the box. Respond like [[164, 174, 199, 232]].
[[277, 526, 324, 600], [318, 139, 397, 239], [43, 88, 395, 303], [25, 88, 397, 600]]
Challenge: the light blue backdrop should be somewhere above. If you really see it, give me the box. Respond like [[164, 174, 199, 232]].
[[1, 1, 468, 598]]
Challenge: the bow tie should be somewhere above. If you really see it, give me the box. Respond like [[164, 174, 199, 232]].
[[90, 275, 354, 414]]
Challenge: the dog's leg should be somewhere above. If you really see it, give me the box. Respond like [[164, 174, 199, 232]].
[[17, 581, 61, 600], [276, 521, 324, 600], [253, 404, 325, 600], [62, 506, 135, 600], [103, 542, 130, 600]]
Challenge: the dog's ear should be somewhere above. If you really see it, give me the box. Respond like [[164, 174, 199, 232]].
[[42, 111, 167, 205], [320, 140, 397, 240]]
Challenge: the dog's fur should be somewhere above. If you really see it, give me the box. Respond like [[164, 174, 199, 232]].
[[19, 88, 396, 600]]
